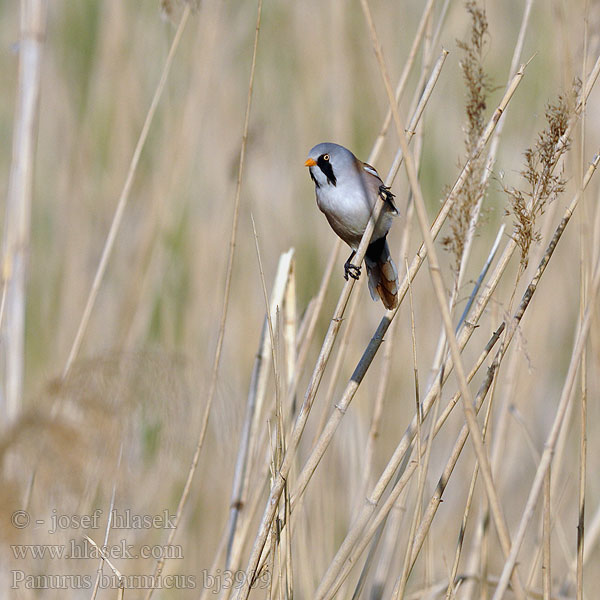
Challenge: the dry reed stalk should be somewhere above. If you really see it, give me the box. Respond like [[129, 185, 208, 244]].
[[407, 263, 422, 466], [491, 174, 600, 599], [443, 366, 499, 600], [357, 291, 397, 496], [318, 29, 600, 600], [529, 492, 595, 593], [214, 474, 270, 600], [280, 267, 298, 600], [285, 241, 339, 407], [321, 317, 506, 600], [353, 2, 527, 597], [369, 0, 437, 164], [543, 469, 551, 599], [520, 142, 598, 600], [474, 150, 600, 570], [233, 164, 389, 600], [324, 308, 504, 589], [62, 5, 191, 379], [470, 146, 599, 425], [374, 491, 412, 599], [224, 334, 292, 583], [576, 341, 587, 600], [240, 219, 395, 598], [431, 0, 533, 389], [90, 445, 122, 600], [319, 226, 518, 595], [456, 224, 505, 331], [118, 1, 225, 353], [360, 176, 420, 493], [476, 59, 600, 598], [312, 285, 362, 444], [386, 49, 449, 186], [407, 355, 518, 575], [85, 534, 125, 596], [224, 250, 295, 569], [225, 40, 448, 596], [283, 258, 297, 398], [355, 53, 433, 593], [348, 52, 434, 594], [569, 501, 600, 581], [292, 65, 525, 599], [1, 0, 47, 423], [251, 214, 289, 600], [144, 1, 263, 595], [576, 13, 590, 598], [284, 1, 447, 419], [518, 428, 563, 595], [232, 30, 456, 600], [390, 348, 440, 600], [462, 53, 600, 598], [446, 151, 600, 599], [313, 48, 448, 449]]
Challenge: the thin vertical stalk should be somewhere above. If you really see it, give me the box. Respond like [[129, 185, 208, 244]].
[[62, 5, 191, 379], [358, 2, 526, 596], [576, 7, 590, 597], [306, 70, 526, 600], [1, 0, 48, 422], [491, 236, 600, 600], [445, 369, 499, 600], [144, 1, 263, 595], [543, 470, 551, 599]]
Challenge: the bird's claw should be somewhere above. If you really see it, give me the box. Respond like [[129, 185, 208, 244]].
[[344, 263, 361, 281]]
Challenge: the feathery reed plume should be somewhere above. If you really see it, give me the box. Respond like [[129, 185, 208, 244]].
[[505, 84, 579, 268], [443, 1, 492, 271]]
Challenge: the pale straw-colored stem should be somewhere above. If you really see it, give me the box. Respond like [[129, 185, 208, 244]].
[[323, 321, 506, 600], [324, 1, 528, 597], [575, 13, 590, 597], [62, 5, 191, 379], [225, 250, 295, 568], [429, 0, 534, 389], [302, 68, 527, 600], [369, 0, 437, 165], [444, 372, 498, 600], [491, 190, 600, 600], [144, 2, 263, 595], [232, 37, 454, 600], [233, 163, 388, 600], [1, 0, 47, 422]]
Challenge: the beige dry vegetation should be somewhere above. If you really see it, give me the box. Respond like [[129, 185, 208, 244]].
[[1, 0, 600, 599]]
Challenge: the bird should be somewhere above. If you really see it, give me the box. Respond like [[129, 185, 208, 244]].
[[304, 142, 399, 310]]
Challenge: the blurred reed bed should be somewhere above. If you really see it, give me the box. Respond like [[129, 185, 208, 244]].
[[1, 0, 600, 598]]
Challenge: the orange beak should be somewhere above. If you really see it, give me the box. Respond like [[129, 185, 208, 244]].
[[304, 158, 317, 167]]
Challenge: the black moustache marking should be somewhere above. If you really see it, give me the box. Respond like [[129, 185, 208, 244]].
[[317, 155, 337, 186], [309, 169, 321, 188], [366, 235, 387, 262]]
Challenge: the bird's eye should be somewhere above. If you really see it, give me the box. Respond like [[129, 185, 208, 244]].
[[322, 154, 330, 161]]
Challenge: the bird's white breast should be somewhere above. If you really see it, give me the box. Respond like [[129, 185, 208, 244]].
[[315, 172, 393, 248]]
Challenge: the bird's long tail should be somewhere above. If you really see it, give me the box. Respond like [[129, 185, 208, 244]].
[[365, 235, 399, 310]]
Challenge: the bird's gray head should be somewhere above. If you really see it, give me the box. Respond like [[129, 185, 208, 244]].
[[304, 142, 356, 189]]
